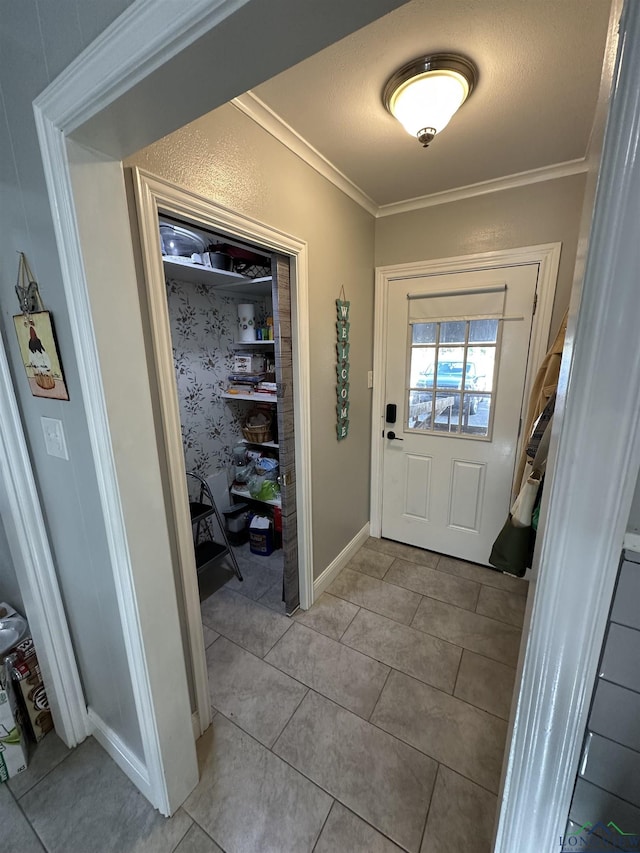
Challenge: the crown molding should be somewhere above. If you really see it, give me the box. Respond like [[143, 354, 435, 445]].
[[231, 92, 378, 216], [34, 0, 249, 134], [234, 92, 590, 220], [376, 157, 589, 217]]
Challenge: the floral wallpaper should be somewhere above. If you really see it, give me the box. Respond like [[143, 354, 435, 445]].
[[166, 277, 264, 478]]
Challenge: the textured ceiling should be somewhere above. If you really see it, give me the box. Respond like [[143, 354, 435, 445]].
[[253, 0, 612, 206]]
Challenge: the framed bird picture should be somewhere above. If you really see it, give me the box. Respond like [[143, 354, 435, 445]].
[[13, 311, 69, 401]]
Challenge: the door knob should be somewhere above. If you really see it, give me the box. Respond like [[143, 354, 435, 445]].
[[386, 431, 403, 441]]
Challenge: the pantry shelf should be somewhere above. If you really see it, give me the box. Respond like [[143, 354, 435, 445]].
[[163, 256, 272, 296], [230, 486, 281, 508], [221, 391, 277, 402], [242, 438, 279, 449]]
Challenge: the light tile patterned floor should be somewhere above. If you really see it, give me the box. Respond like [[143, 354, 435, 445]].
[[3, 539, 527, 852]]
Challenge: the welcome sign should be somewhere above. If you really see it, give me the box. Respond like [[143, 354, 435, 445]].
[[336, 297, 350, 440]]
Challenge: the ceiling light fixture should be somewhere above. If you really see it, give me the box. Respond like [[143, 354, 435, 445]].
[[383, 53, 477, 148]]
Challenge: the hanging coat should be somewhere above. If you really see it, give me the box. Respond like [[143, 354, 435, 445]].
[[514, 310, 568, 492]]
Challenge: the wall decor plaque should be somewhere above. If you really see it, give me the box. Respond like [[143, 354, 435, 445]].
[[336, 292, 350, 440], [13, 311, 69, 401]]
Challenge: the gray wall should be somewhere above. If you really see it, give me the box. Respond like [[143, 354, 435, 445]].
[[375, 174, 588, 341], [565, 552, 640, 844], [627, 474, 640, 534], [0, 514, 23, 613], [0, 0, 142, 755], [127, 103, 376, 578]]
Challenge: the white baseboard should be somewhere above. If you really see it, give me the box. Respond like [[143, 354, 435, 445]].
[[313, 522, 370, 599], [623, 532, 640, 554], [87, 708, 152, 802], [192, 710, 201, 741]]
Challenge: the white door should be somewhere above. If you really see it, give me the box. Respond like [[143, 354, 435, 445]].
[[381, 264, 538, 564]]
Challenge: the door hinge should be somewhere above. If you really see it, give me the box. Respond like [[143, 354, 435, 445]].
[[278, 471, 293, 487], [533, 291, 538, 316], [517, 417, 522, 439]]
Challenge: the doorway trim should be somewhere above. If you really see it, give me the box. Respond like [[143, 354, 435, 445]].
[[0, 335, 87, 748], [370, 242, 560, 536], [130, 167, 313, 736], [31, 0, 261, 815]]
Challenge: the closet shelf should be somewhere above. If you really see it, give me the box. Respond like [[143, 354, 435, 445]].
[[163, 256, 271, 295], [230, 486, 281, 507], [242, 438, 279, 449], [232, 341, 275, 347], [221, 391, 277, 402]]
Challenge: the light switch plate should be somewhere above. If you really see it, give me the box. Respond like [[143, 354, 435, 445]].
[[41, 417, 69, 460]]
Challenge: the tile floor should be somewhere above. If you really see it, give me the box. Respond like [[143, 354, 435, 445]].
[[3, 538, 527, 852], [198, 541, 287, 613]]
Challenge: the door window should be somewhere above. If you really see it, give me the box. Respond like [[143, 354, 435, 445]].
[[408, 318, 499, 438]]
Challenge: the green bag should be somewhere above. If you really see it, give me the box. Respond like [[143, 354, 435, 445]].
[[488, 514, 535, 578]]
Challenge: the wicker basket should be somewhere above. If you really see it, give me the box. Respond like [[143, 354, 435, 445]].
[[242, 409, 273, 444]]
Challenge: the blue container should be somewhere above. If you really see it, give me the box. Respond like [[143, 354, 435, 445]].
[[249, 516, 274, 556]]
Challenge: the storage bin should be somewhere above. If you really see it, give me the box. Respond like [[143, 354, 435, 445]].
[[221, 504, 248, 546]]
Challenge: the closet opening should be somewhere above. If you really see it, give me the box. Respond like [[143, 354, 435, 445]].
[[158, 212, 298, 614]]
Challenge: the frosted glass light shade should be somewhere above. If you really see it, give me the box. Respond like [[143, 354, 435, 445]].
[[390, 71, 469, 137], [383, 54, 477, 147]]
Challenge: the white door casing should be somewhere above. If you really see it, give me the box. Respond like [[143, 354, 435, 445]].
[[129, 167, 313, 739], [0, 334, 87, 747], [381, 265, 538, 564], [32, 0, 268, 816], [31, 0, 379, 814]]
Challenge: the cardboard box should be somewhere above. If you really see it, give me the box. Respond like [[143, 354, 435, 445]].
[[10, 636, 53, 743], [233, 354, 265, 374], [0, 665, 28, 781]]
